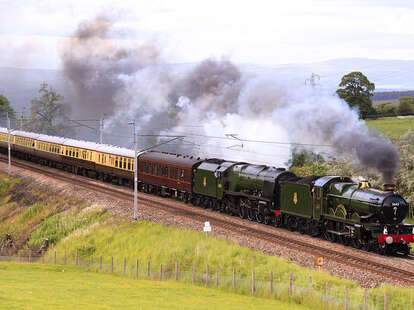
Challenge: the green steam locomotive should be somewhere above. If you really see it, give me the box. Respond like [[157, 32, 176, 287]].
[[192, 159, 413, 255]]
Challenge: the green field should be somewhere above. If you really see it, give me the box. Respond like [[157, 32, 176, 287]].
[[366, 116, 414, 137], [0, 263, 308, 310]]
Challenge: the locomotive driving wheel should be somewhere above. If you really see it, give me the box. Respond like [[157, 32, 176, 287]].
[[298, 219, 308, 234], [247, 208, 255, 221], [287, 216, 298, 232], [274, 215, 282, 227], [255, 211, 264, 223], [238, 205, 247, 219], [352, 238, 362, 249]]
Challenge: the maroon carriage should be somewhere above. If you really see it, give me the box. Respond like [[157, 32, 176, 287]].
[[138, 152, 203, 199]]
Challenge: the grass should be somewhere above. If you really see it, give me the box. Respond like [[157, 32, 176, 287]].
[[0, 173, 102, 251], [366, 116, 414, 137], [44, 219, 414, 310], [28, 205, 107, 247], [0, 263, 309, 310]]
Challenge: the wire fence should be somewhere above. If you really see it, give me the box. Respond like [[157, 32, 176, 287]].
[[1, 251, 413, 310]]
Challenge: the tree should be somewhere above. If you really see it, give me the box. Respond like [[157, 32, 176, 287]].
[[0, 94, 15, 119], [397, 96, 414, 116], [336, 72, 376, 119], [28, 83, 68, 135], [397, 100, 414, 116], [375, 102, 397, 117]]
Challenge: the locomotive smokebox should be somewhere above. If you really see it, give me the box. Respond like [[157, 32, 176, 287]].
[[383, 183, 396, 191]]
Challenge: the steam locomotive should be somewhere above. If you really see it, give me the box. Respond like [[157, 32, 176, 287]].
[[0, 128, 412, 255]]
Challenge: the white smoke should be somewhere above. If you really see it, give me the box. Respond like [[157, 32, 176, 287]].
[[63, 16, 399, 181]]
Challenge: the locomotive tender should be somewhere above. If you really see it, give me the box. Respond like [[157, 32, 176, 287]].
[[0, 127, 412, 255]]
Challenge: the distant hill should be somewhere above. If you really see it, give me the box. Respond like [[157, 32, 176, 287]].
[[372, 90, 414, 102], [1, 57, 414, 114], [242, 58, 414, 92]]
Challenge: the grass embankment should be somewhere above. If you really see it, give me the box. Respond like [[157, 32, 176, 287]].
[[0, 171, 414, 309], [0, 174, 106, 253], [366, 116, 414, 137], [0, 263, 308, 310]]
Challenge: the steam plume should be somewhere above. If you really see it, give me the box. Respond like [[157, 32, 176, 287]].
[[61, 16, 399, 182]]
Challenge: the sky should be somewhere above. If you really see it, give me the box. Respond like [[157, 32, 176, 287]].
[[1, 0, 414, 69]]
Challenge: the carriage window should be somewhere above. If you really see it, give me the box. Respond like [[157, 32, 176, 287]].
[[149, 163, 153, 174], [154, 164, 157, 175], [66, 150, 68, 156], [123, 158, 126, 169], [128, 159, 131, 170], [176, 168, 179, 179], [115, 157, 118, 167], [181, 170, 184, 178], [158, 165, 162, 176]]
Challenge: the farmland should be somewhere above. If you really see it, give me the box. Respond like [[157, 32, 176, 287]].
[[366, 117, 414, 137]]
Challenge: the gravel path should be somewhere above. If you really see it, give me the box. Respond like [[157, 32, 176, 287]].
[[2, 160, 414, 288]]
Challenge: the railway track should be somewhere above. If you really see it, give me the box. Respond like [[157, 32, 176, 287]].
[[2, 155, 414, 285]]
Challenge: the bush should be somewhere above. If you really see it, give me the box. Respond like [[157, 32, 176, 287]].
[[397, 97, 414, 116], [375, 102, 397, 117]]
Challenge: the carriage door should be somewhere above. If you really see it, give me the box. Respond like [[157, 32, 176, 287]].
[[312, 186, 323, 220]]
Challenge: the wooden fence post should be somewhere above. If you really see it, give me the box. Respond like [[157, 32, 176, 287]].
[[205, 264, 209, 286], [326, 283, 330, 308], [76, 250, 79, 266], [54, 250, 56, 264], [252, 269, 255, 295], [192, 264, 196, 285], [111, 256, 114, 273], [64, 251, 67, 265], [99, 256, 102, 271], [41, 255, 44, 264], [147, 261, 151, 278], [216, 266, 219, 287], [270, 271, 273, 295], [29, 250, 31, 263], [309, 276, 312, 292], [123, 257, 126, 274], [90, 256, 93, 266], [160, 264, 163, 281], [345, 287, 349, 310], [136, 259, 138, 279], [289, 272, 293, 297], [175, 262, 178, 281], [233, 267, 236, 288], [364, 289, 368, 310], [384, 294, 388, 310]]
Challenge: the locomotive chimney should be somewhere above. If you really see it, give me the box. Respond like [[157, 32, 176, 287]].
[[383, 183, 395, 191]]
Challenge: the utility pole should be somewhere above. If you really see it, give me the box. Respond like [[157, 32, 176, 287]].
[[20, 112, 23, 130], [7, 112, 11, 176], [99, 114, 104, 144], [128, 120, 185, 222], [128, 120, 138, 221]]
